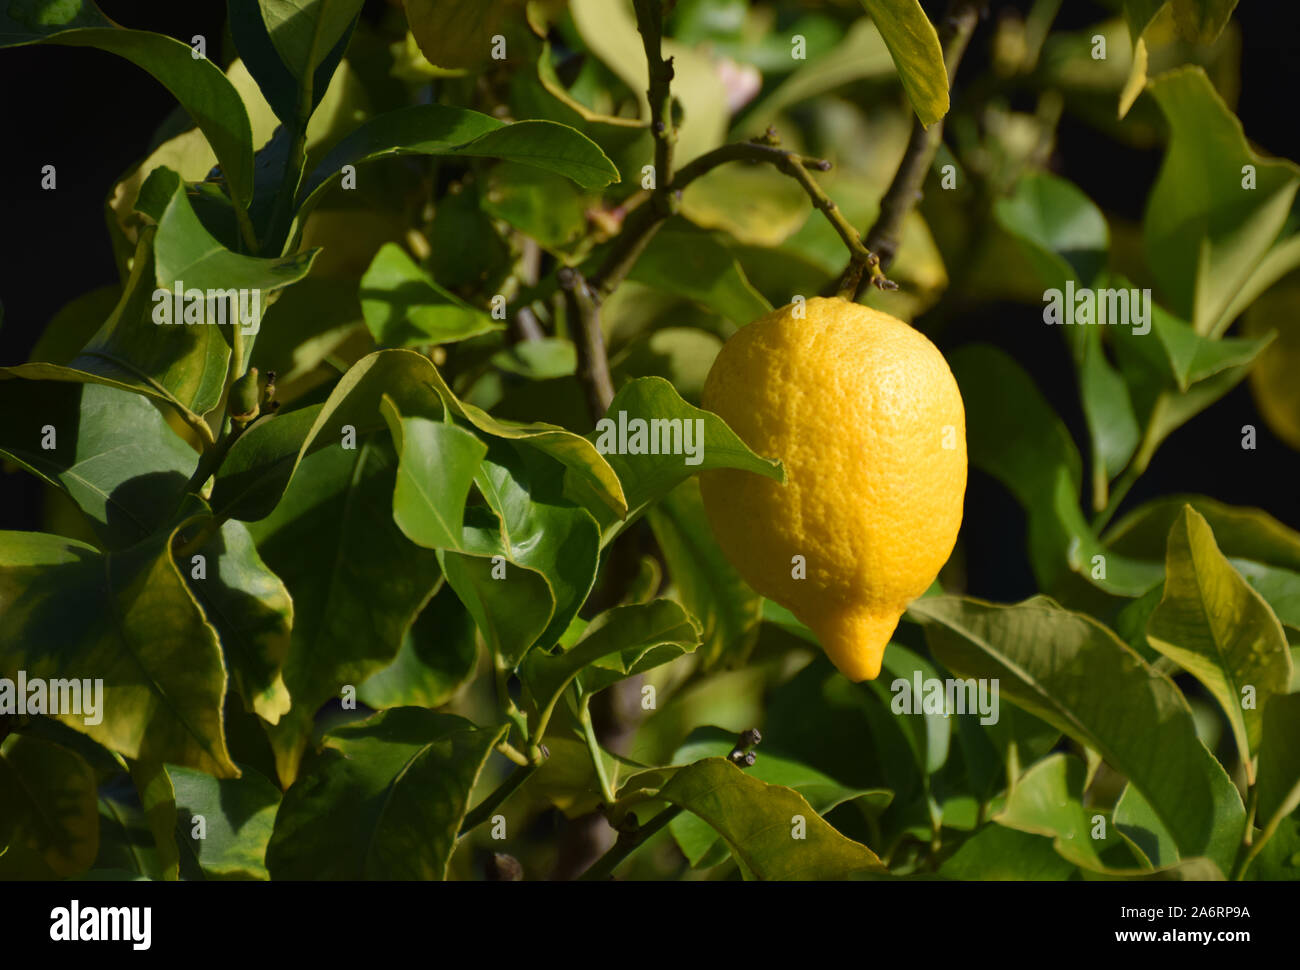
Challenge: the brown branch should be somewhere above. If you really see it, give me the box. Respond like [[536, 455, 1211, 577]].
[[849, 0, 985, 300]]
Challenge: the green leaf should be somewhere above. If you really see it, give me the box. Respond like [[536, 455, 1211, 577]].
[[583, 376, 782, 542], [482, 161, 591, 251], [0, 529, 237, 777], [265, 708, 506, 879], [627, 222, 771, 326], [678, 165, 811, 249], [637, 758, 886, 880], [215, 350, 602, 524], [909, 594, 1245, 874], [995, 753, 1124, 871], [667, 727, 891, 869], [1253, 693, 1300, 838], [1242, 274, 1300, 450], [0, 7, 256, 206], [1077, 327, 1142, 481], [94, 786, 165, 880], [382, 397, 487, 550], [1123, 0, 1169, 43], [296, 105, 619, 229], [402, 0, 520, 70], [870, 643, 953, 777], [1105, 494, 1300, 571], [169, 763, 280, 880], [379, 400, 580, 663], [247, 437, 442, 786], [1146, 507, 1293, 775], [1169, 0, 1239, 45], [735, 18, 895, 136], [858, 0, 948, 127], [184, 517, 294, 724], [463, 439, 601, 654], [260, 0, 363, 81], [492, 338, 577, 380], [208, 403, 324, 523], [130, 759, 178, 881], [950, 344, 1162, 596], [4, 229, 230, 420], [521, 599, 700, 728], [939, 824, 1078, 880], [1145, 67, 1300, 335], [1114, 782, 1177, 868], [0, 735, 98, 878], [358, 583, 479, 709], [360, 243, 502, 348], [138, 167, 318, 303], [228, 0, 356, 126], [1230, 559, 1300, 634], [647, 479, 761, 668], [0, 380, 196, 549], [994, 170, 1108, 290]]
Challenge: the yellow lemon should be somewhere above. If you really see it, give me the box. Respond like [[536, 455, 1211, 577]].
[[700, 297, 966, 681]]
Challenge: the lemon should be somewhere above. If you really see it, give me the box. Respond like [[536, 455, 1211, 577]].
[[700, 297, 967, 681]]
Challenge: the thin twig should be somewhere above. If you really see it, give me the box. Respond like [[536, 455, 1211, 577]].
[[558, 267, 614, 420], [849, 0, 985, 299], [459, 762, 539, 837]]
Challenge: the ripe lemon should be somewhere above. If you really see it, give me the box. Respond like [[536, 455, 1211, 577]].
[[700, 297, 966, 681]]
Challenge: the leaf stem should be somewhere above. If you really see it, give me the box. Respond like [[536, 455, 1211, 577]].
[[578, 689, 616, 806], [459, 761, 539, 836]]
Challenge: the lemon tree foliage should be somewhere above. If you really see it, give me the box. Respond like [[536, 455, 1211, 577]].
[[1, 0, 1297, 884]]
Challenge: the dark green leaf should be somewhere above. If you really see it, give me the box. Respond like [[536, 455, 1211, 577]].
[[647, 479, 761, 668], [0, 380, 196, 549], [247, 438, 441, 786], [0, 529, 237, 777], [642, 758, 886, 880], [266, 708, 505, 879], [169, 762, 280, 880], [360, 243, 502, 348], [1146, 507, 1292, 773], [0, 735, 98, 878], [910, 594, 1245, 874], [358, 583, 479, 709]]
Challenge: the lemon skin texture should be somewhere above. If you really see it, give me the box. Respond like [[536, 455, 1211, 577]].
[[699, 297, 967, 681]]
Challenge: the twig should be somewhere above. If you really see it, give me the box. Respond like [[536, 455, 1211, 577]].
[[633, 0, 677, 213], [579, 805, 682, 881], [579, 727, 762, 880], [459, 762, 539, 837], [848, 0, 985, 299], [559, 266, 615, 421]]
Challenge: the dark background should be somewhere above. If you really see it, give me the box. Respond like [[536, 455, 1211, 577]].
[[1, 0, 1296, 602]]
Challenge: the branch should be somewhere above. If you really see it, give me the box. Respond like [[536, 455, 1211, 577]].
[[848, 0, 985, 300], [558, 267, 614, 421], [633, 0, 677, 210]]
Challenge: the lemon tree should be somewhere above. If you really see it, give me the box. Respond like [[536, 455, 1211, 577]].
[[0, 0, 1297, 889]]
